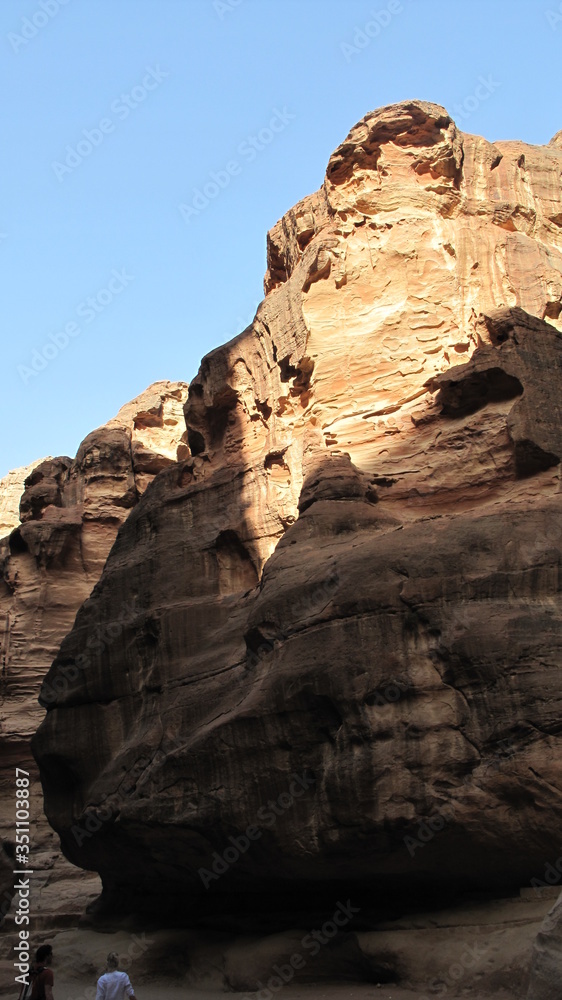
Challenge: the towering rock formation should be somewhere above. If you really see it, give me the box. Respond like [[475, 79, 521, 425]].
[[0, 381, 188, 924], [31, 101, 562, 945]]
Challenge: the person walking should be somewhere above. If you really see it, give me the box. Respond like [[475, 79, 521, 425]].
[[95, 953, 137, 1000], [24, 944, 54, 1000]]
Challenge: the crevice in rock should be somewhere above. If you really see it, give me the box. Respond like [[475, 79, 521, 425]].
[[264, 451, 289, 472], [244, 625, 277, 668], [514, 439, 560, 479], [255, 398, 272, 421], [206, 387, 239, 447], [278, 356, 298, 383], [370, 476, 398, 488], [215, 530, 259, 594], [300, 691, 344, 744], [187, 429, 206, 456], [433, 367, 524, 419], [9, 529, 28, 555]]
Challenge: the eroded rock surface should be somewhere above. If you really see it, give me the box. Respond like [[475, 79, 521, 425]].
[[0, 460, 47, 539], [33, 102, 562, 933], [528, 888, 562, 1000], [0, 381, 188, 922]]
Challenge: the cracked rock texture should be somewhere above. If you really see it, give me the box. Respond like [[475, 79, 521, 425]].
[[0, 381, 188, 925], [32, 101, 562, 955]]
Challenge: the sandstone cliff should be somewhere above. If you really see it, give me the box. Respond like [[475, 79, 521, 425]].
[[0, 460, 47, 539], [0, 381, 188, 926], [29, 100, 562, 987]]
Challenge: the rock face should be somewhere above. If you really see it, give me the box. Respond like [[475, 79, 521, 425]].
[[33, 101, 562, 932], [528, 890, 562, 1000], [0, 460, 47, 539], [0, 381, 188, 924]]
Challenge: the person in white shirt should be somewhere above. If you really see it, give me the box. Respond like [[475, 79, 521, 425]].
[[95, 953, 137, 1000]]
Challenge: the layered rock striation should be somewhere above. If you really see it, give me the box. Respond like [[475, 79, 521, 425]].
[[33, 102, 562, 929], [0, 381, 188, 924]]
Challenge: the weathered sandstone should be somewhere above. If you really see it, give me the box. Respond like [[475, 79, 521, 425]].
[[528, 888, 562, 999], [0, 460, 47, 539], [0, 381, 188, 926], [30, 102, 562, 963]]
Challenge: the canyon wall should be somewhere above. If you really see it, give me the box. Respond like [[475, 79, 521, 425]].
[[0, 381, 188, 926], [31, 103, 562, 943]]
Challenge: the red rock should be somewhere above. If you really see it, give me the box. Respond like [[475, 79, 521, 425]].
[[30, 103, 562, 942], [0, 381, 188, 924]]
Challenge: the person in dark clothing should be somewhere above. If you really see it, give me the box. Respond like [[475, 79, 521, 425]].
[[28, 944, 54, 1000]]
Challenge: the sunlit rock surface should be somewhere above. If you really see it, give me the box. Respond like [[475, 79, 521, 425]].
[[0, 460, 47, 539], [32, 103, 562, 940]]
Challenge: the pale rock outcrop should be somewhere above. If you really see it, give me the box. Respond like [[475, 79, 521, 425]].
[[0, 460, 47, 539]]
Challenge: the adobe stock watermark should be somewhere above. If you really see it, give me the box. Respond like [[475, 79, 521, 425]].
[[40, 565, 337, 706], [418, 940, 489, 1000], [67, 932, 155, 1000], [71, 748, 168, 847], [404, 799, 457, 857], [52, 66, 169, 181], [452, 75, 501, 124], [402, 787, 464, 858], [242, 901, 361, 1000], [17, 269, 134, 385], [530, 851, 562, 895], [39, 599, 138, 704], [366, 678, 408, 707], [340, 1, 404, 62], [404, 738, 517, 856], [545, 3, 562, 28], [213, 0, 244, 18], [198, 771, 316, 889], [480, 737, 516, 774], [178, 106, 296, 224], [7, 0, 72, 54], [229, 305, 259, 339], [244, 567, 339, 671]]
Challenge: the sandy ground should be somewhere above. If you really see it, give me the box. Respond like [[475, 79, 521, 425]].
[[53, 982, 521, 1000]]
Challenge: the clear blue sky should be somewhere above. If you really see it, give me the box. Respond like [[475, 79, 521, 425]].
[[1, 0, 560, 478]]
